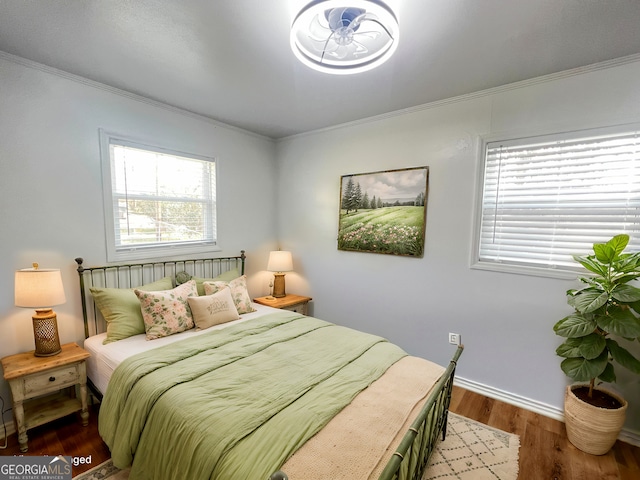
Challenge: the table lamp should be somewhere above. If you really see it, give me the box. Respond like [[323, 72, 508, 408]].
[[267, 251, 293, 298], [15, 263, 66, 357]]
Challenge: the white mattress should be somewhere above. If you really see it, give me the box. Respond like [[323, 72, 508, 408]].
[[83, 303, 279, 395]]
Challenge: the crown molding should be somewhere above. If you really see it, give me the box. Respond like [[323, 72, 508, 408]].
[[280, 52, 640, 142], [0, 50, 272, 142], [2, 49, 639, 144]]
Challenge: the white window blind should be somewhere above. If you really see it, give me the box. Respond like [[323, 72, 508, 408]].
[[100, 131, 218, 261], [476, 126, 640, 274]]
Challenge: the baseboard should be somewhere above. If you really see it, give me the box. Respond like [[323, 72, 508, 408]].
[[454, 376, 640, 448]]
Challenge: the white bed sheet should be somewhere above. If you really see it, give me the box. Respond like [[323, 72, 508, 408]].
[[83, 303, 279, 395]]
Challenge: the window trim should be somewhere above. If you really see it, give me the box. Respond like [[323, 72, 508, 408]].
[[99, 129, 220, 262], [471, 122, 640, 279]]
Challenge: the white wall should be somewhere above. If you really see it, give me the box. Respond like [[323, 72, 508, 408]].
[[275, 59, 640, 438], [0, 55, 279, 425]]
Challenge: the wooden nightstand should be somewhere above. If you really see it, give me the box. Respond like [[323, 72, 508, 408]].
[[254, 294, 312, 315], [1, 342, 90, 452]]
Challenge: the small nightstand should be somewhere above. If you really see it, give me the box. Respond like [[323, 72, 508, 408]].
[[254, 294, 312, 315], [1, 342, 90, 452]]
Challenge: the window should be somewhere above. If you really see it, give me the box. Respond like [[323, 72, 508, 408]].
[[473, 124, 640, 277], [100, 130, 218, 261]]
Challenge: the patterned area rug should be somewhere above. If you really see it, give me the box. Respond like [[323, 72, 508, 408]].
[[73, 461, 129, 480], [424, 413, 520, 480], [73, 413, 519, 480]]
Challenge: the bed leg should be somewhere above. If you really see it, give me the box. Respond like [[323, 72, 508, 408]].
[[269, 471, 288, 480]]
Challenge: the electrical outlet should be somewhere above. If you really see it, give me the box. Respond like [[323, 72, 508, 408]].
[[448, 332, 461, 345]]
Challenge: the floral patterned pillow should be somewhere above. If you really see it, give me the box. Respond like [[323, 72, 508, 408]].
[[134, 280, 197, 340], [203, 275, 256, 314]]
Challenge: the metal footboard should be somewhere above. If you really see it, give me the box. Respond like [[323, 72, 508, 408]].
[[270, 344, 464, 480], [378, 344, 463, 480]]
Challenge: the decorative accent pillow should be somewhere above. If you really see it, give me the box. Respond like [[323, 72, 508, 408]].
[[176, 268, 240, 296], [90, 277, 173, 344], [203, 275, 256, 314], [187, 288, 240, 330], [134, 280, 198, 340], [175, 270, 192, 286]]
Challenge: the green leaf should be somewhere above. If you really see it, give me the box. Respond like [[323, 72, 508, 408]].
[[607, 234, 630, 257], [577, 333, 607, 360], [613, 273, 640, 285], [612, 284, 640, 303], [627, 252, 640, 267], [573, 255, 608, 276], [594, 243, 617, 264], [613, 277, 640, 288], [556, 338, 582, 358], [597, 362, 616, 383], [554, 314, 597, 338], [571, 289, 608, 314], [560, 350, 608, 382], [607, 338, 640, 374], [630, 300, 640, 315], [576, 278, 603, 292], [596, 308, 640, 338], [613, 253, 640, 273]]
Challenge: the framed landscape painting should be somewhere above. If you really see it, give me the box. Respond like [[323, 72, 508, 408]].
[[338, 166, 429, 257]]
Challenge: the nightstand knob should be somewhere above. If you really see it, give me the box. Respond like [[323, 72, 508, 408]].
[[49, 376, 56, 382]]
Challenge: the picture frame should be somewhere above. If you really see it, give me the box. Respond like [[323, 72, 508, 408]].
[[338, 166, 429, 257]]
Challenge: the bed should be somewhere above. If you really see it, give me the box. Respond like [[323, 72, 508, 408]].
[[76, 252, 463, 480]]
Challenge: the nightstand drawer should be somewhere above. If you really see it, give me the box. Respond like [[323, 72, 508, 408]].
[[281, 303, 309, 315], [23, 364, 79, 396]]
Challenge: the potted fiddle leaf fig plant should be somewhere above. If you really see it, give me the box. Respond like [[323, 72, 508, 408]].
[[554, 234, 640, 455]]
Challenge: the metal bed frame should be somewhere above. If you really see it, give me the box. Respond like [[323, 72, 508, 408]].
[[75, 250, 462, 480], [76, 251, 246, 402], [75, 251, 246, 339]]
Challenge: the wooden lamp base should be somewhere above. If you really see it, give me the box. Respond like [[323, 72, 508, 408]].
[[272, 273, 287, 298]]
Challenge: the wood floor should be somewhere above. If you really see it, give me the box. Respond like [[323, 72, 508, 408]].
[[449, 387, 640, 480], [0, 386, 638, 479], [0, 401, 110, 477]]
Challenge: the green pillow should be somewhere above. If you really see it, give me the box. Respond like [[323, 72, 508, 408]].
[[90, 277, 173, 344], [178, 269, 240, 296]]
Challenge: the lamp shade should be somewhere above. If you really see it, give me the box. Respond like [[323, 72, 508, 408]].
[[15, 267, 66, 308], [267, 251, 293, 272]]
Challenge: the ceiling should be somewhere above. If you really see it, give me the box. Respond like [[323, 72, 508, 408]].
[[1, 0, 640, 139]]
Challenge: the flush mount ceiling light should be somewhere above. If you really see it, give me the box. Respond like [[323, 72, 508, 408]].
[[290, 0, 399, 75]]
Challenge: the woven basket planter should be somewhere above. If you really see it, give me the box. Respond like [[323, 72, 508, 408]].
[[564, 385, 627, 455]]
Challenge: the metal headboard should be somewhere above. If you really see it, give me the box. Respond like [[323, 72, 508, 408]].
[[75, 251, 246, 339]]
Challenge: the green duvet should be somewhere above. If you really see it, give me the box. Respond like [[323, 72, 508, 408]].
[[99, 311, 406, 480]]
